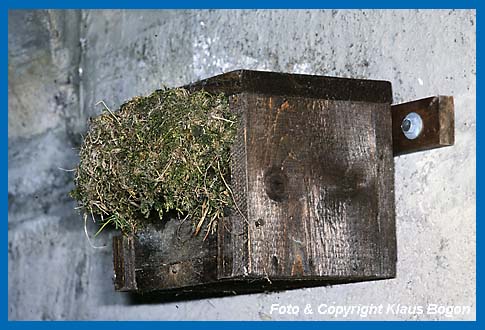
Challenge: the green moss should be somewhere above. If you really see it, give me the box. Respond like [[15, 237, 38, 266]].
[[70, 88, 236, 237]]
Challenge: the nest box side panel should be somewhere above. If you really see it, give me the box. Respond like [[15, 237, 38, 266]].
[[220, 92, 396, 281], [113, 219, 219, 292], [217, 94, 251, 279]]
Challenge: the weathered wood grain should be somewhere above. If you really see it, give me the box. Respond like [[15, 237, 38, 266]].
[[217, 94, 250, 279], [113, 234, 136, 291], [186, 69, 393, 104], [113, 217, 219, 292], [392, 96, 454, 156], [221, 93, 396, 281]]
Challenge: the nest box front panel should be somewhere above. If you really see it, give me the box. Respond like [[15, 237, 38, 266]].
[[220, 92, 396, 281]]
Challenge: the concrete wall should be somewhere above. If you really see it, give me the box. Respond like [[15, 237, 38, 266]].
[[8, 10, 476, 320]]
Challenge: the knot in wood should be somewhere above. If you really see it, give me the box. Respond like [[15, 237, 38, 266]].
[[264, 166, 288, 202]]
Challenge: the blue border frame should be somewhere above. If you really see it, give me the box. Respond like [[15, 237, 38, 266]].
[[4, 0, 479, 327], [1, 1, 480, 9]]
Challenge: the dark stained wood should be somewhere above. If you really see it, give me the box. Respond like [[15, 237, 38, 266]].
[[113, 70, 400, 294], [185, 69, 393, 104], [217, 94, 250, 279], [113, 235, 136, 291], [392, 96, 454, 156], [113, 218, 219, 292], [218, 93, 396, 281]]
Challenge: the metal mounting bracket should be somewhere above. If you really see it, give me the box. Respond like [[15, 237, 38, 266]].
[[392, 96, 454, 156]]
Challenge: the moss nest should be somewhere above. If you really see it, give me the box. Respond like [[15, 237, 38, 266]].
[[70, 88, 237, 237]]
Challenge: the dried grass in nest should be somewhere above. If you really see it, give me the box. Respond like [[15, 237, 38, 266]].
[[70, 88, 237, 237]]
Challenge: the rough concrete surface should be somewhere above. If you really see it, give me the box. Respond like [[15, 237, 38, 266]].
[[8, 10, 475, 320]]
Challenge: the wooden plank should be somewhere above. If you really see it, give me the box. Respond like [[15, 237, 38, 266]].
[[217, 94, 250, 279], [113, 217, 219, 292], [392, 96, 454, 156], [113, 235, 137, 291], [220, 93, 396, 281], [185, 69, 393, 104]]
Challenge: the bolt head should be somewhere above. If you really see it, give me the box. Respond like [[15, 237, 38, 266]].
[[402, 119, 412, 132], [401, 112, 423, 140]]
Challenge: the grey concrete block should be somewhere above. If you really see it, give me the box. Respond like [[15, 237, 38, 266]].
[[8, 214, 88, 320]]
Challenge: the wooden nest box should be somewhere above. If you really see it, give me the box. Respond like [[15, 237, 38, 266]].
[[113, 70, 454, 296]]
